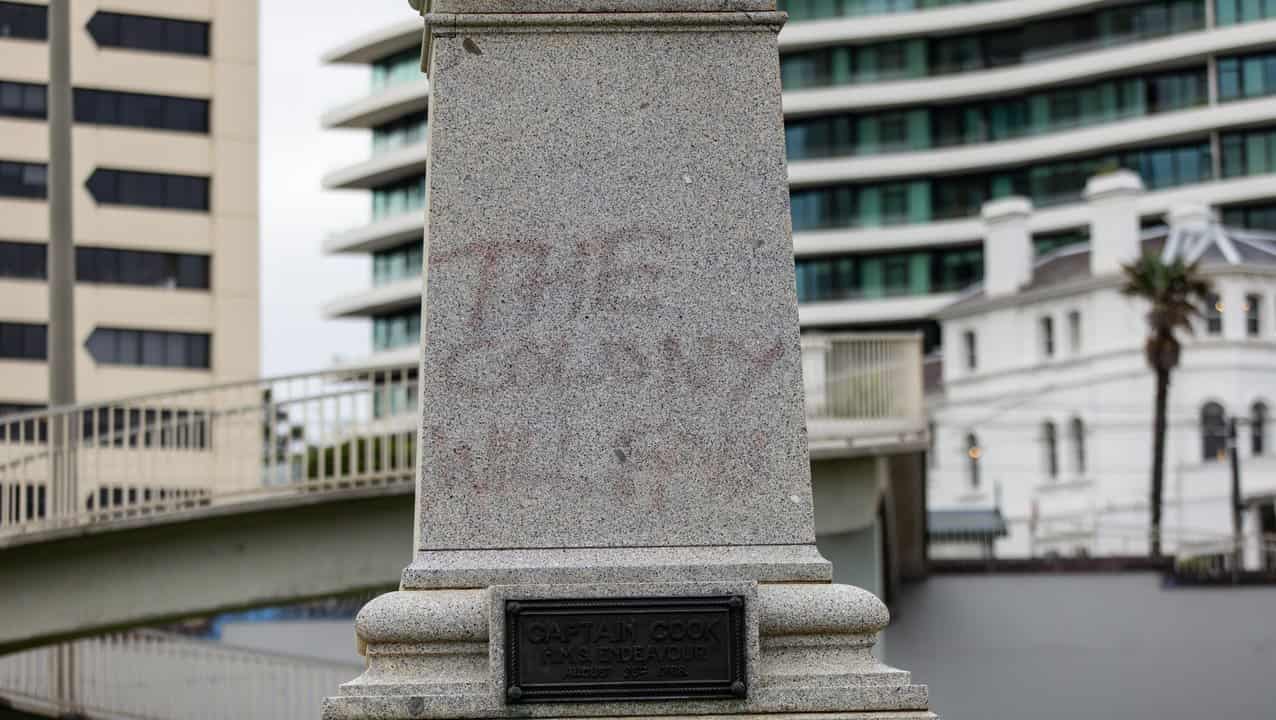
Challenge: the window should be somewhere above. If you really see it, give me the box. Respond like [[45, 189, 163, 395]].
[[1204, 293, 1223, 335], [1034, 228, 1090, 257], [1222, 201, 1276, 233], [371, 47, 421, 91], [1042, 421, 1058, 480], [76, 247, 210, 289], [1217, 0, 1276, 26], [1246, 294, 1262, 337], [1202, 401, 1227, 461], [791, 138, 1213, 231], [1220, 126, 1276, 179], [86, 169, 209, 211], [372, 175, 426, 220], [85, 328, 210, 369], [927, 421, 937, 468], [1217, 52, 1276, 102], [0, 160, 47, 199], [966, 433, 982, 489], [372, 310, 421, 351], [963, 330, 977, 371], [372, 241, 423, 287], [372, 111, 428, 155], [0, 322, 46, 360], [1041, 316, 1055, 359], [1068, 310, 1082, 354], [0, 1, 46, 40], [1254, 402, 1269, 456], [86, 11, 209, 57], [780, 0, 1204, 89], [73, 88, 208, 134], [0, 80, 45, 120], [0, 240, 45, 280], [1071, 417, 1087, 475]]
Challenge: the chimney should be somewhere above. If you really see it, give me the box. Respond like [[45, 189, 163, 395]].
[[981, 196, 1033, 297], [1085, 170, 1144, 277]]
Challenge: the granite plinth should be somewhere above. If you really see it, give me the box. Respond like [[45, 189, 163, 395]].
[[400, 546, 832, 589], [323, 583, 930, 720], [414, 11, 815, 578]]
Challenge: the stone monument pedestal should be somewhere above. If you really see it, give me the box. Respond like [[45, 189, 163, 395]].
[[324, 0, 933, 717]]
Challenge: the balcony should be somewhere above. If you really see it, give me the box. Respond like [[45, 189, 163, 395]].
[[801, 332, 928, 458]]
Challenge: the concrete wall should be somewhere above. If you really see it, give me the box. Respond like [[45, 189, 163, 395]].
[[885, 573, 1276, 720]]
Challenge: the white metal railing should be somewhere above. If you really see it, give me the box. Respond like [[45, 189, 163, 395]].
[[1, 333, 926, 541], [0, 363, 420, 542], [802, 332, 925, 424], [0, 629, 361, 720]]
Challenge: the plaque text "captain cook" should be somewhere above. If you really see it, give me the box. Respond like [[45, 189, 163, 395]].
[[504, 596, 747, 703]]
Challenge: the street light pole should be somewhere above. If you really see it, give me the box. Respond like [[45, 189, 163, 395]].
[[48, 0, 76, 409], [47, 3, 77, 712], [1227, 418, 1243, 580]]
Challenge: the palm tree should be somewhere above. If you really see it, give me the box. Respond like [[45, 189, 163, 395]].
[[1120, 254, 1213, 558]]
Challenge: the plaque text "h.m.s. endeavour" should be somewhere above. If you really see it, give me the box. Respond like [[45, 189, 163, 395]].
[[505, 597, 747, 703]]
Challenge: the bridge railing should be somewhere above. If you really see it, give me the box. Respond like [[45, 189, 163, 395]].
[[1, 333, 927, 540], [801, 332, 925, 424], [0, 363, 420, 541], [0, 629, 361, 720]]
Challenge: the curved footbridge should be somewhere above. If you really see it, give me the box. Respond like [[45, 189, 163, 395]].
[[0, 333, 928, 654]]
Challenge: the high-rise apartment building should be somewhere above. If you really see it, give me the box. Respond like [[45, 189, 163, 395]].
[[0, 1, 259, 413], [320, 1, 1276, 363], [782, 0, 1276, 349]]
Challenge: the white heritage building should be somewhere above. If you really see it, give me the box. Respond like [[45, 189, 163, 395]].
[[927, 171, 1276, 560]]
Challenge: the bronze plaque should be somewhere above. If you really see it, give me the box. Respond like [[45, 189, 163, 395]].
[[504, 596, 747, 703]]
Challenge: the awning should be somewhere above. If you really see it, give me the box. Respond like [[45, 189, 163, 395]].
[[928, 509, 1008, 542]]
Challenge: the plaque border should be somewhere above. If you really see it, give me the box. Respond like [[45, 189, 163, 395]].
[[504, 595, 747, 704]]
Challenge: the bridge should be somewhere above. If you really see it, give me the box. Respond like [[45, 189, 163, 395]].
[[0, 333, 929, 654]]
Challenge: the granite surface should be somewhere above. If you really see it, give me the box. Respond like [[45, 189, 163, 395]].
[[415, 15, 816, 558], [401, 546, 831, 589]]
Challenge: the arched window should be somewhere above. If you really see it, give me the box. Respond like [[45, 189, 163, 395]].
[[966, 433, 981, 489], [1253, 402, 1269, 456], [1042, 421, 1058, 480], [1202, 402, 1227, 461], [1071, 417, 1086, 475]]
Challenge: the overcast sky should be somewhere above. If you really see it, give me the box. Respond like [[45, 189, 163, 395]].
[[259, 0, 410, 376]]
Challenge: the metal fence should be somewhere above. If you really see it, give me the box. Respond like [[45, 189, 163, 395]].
[[802, 332, 925, 423], [0, 630, 360, 720], [0, 363, 420, 541], [1, 333, 926, 541]]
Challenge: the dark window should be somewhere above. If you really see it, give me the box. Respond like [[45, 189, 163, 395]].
[[1246, 293, 1262, 336], [85, 327, 211, 369], [0, 79, 45, 120], [87, 169, 209, 211], [88, 11, 209, 57], [966, 433, 981, 489], [963, 330, 977, 371], [1204, 293, 1223, 335], [1043, 421, 1058, 480], [1202, 402, 1227, 461], [0, 160, 47, 199], [76, 247, 209, 289], [1253, 402, 1268, 456], [0, 240, 46, 280], [1068, 310, 1083, 353], [1071, 417, 1087, 474], [0, 1, 46, 40], [0, 321, 46, 360], [1041, 316, 1055, 358], [74, 88, 209, 133]]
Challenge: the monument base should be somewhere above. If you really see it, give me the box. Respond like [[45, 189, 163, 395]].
[[322, 583, 932, 720]]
